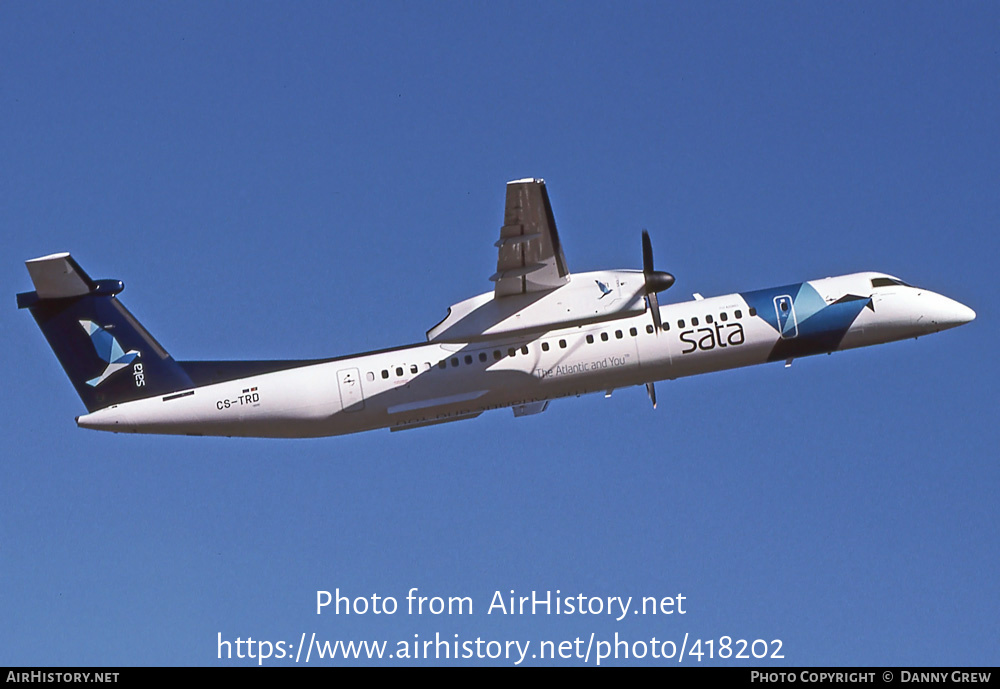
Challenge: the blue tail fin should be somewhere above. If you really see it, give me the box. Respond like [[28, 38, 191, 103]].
[[18, 253, 194, 412]]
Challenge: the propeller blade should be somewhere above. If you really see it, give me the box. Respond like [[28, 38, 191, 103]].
[[641, 230, 672, 331], [646, 381, 657, 409], [641, 230, 675, 295], [648, 291, 662, 332], [642, 229, 654, 274]]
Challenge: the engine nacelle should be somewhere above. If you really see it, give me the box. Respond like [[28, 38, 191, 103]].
[[427, 270, 648, 342]]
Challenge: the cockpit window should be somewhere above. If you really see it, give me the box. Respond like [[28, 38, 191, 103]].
[[871, 277, 912, 288]]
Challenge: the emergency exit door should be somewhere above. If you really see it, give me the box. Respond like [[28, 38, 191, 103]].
[[774, 295, 798, 339], [337, 368, 365, 412]]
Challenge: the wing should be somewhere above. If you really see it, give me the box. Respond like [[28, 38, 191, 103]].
[[490, 178, 571, 297]]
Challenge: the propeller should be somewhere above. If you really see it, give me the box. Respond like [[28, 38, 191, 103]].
[[641, 229, 675, 333], [646, 382, 657, 409]]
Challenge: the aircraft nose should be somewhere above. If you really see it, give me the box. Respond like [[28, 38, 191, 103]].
[[927, 294, 975, 330], [953, 301, 976, 325]]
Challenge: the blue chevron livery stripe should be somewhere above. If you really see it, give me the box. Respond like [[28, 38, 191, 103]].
[[740, 282, 871, 361]]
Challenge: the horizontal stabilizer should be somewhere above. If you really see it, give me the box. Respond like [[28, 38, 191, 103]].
[[25, 253, 95, 299], [18, 253, 125, 309]]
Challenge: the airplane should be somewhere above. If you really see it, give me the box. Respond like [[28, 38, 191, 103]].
[[17, 178, 975, 438]]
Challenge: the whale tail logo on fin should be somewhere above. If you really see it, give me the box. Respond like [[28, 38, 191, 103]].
[[78, 319, 141, 387]]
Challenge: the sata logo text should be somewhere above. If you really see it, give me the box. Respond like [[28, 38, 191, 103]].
[[679, 322, 745, 354]]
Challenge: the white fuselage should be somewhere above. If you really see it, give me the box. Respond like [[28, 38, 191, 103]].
[[76, 272, 974, 438]]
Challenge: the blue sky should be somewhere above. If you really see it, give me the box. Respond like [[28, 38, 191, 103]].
[[2, 2, 997, 666]]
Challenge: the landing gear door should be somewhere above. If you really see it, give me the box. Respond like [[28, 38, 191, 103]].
[[774, 295, 798, 339], [337, 368, 365, 412]]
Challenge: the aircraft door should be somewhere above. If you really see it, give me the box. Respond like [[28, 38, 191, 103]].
[[336, 367, 365, 412], [774, 295, 798, 339]]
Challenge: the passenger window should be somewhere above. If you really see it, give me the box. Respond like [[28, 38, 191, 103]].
[[629, 327, 637, 337], [411, 364, 418, 374], [366, 371, 375, 382], [396, 367, 403, 377], [692, 317, 699, 326], [508, 348, 516, 358], [464, 355, 472, 365], [381, 370, 389, 379], [720, 312, 728, 322], [678, 319, 685, 328], [601, 332, 609, 342], [586, 334, 594, 344], [559, 339, 567, 349], [521, 345, 529, 355], [479, 352, 487, 362], [494, 351, 502, 361], [451, 357, 459, 367], [615, 330, 623, 339], [438, 360, 446, 369], [646, 325, 654, 334], [662, 322, 670, 331], [749, 307, 757, 316], [706, 315, 713, 324], [735, 310, 742, 319]]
